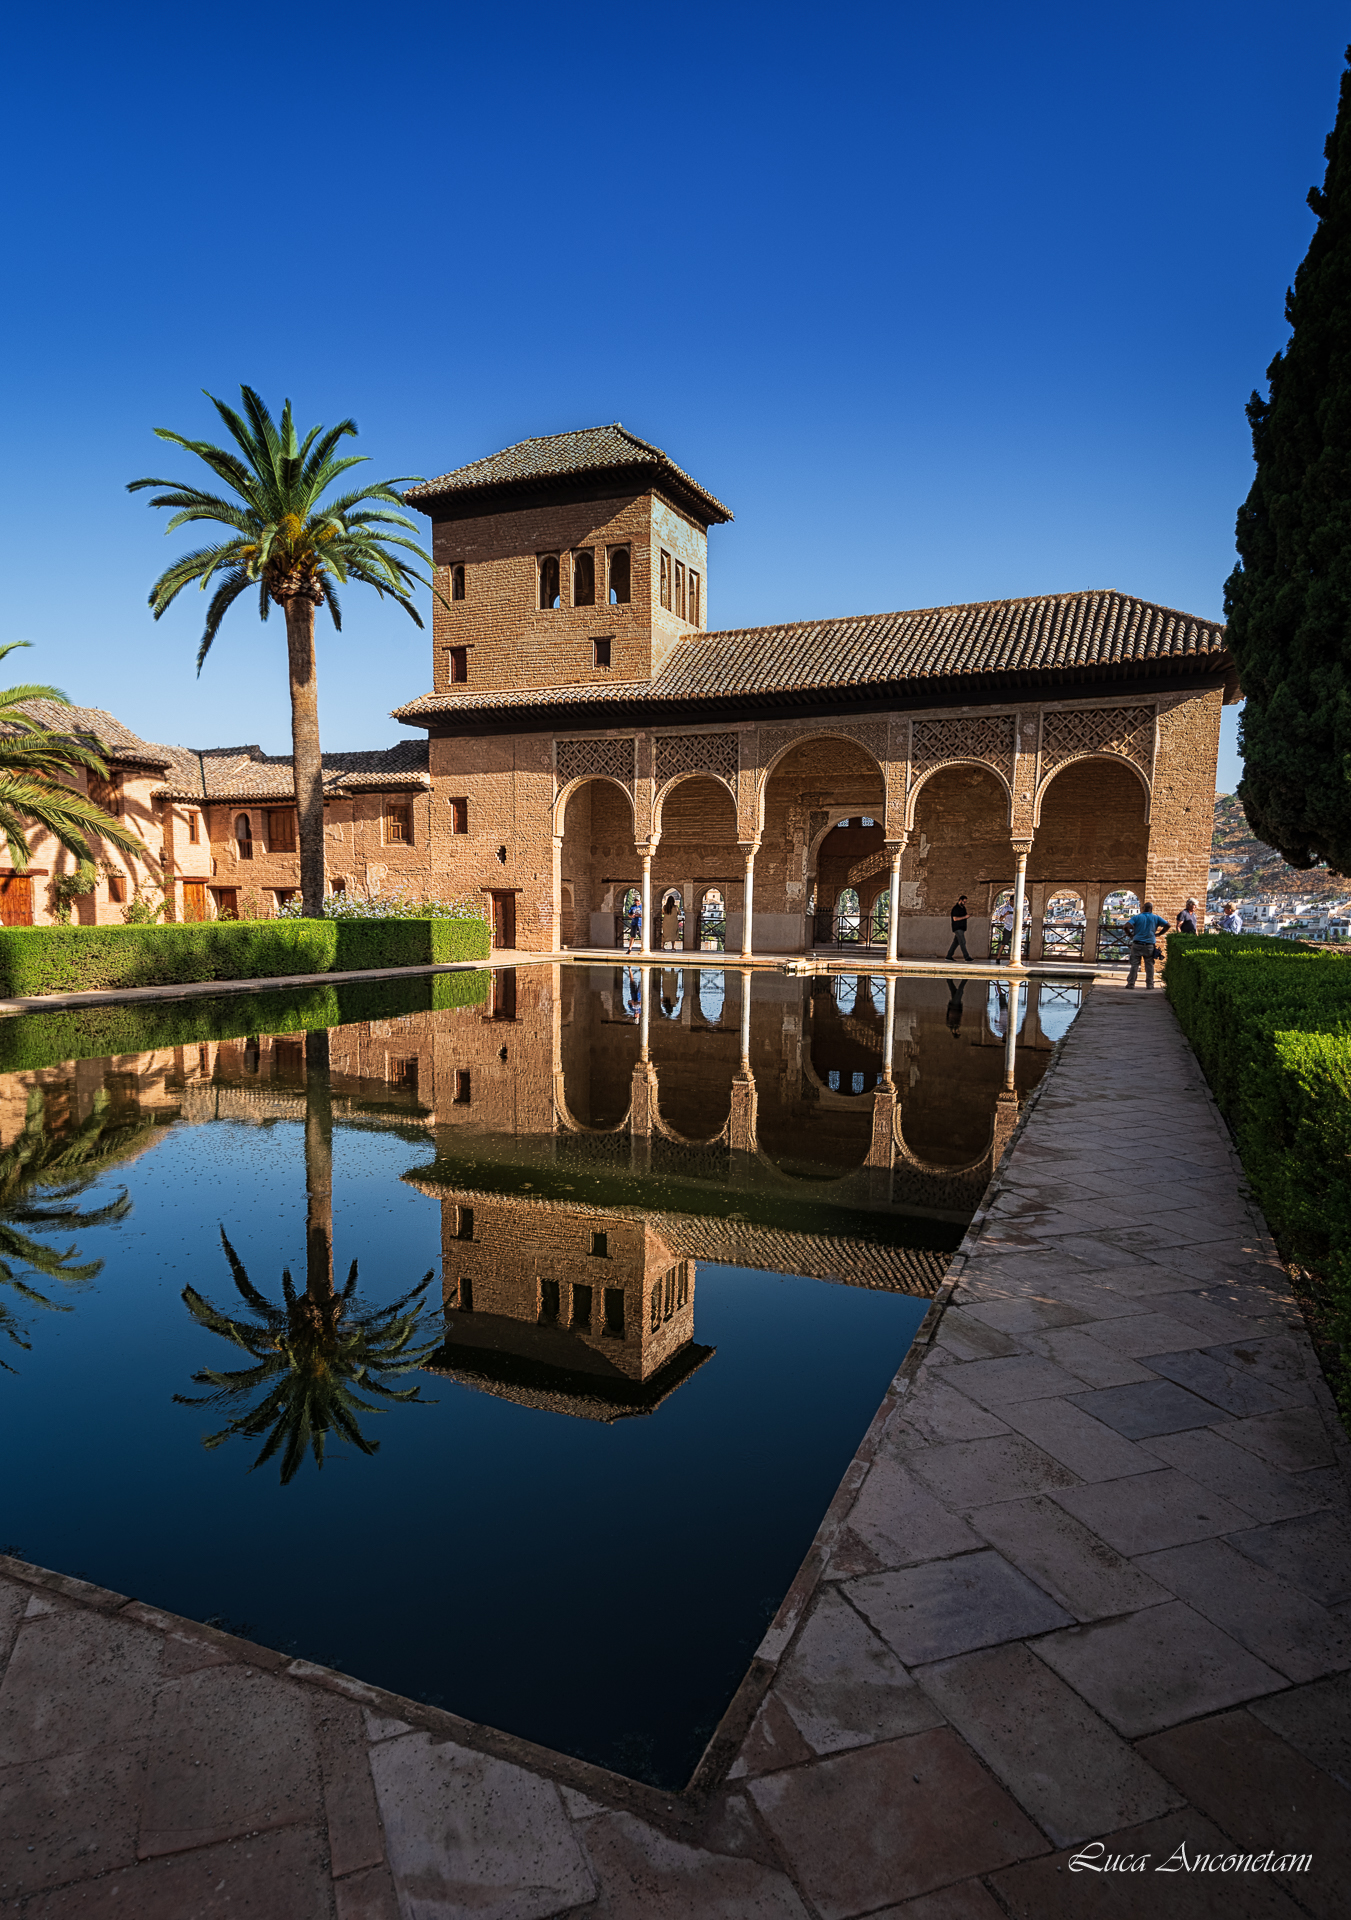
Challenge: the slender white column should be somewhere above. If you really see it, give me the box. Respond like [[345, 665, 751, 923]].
[[885, 839, 905, 964], [1004, 983, 1018, 1090], [739, 967, 752, 1063], [740, 841, 759, 960], [1010, 839, 1032, 970], [882, 973, 896, 1079], [640, 851, 653, 958], [640, 965, 651, 1058]]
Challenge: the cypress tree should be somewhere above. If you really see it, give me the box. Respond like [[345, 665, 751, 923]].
[[1224, 48, 1351, 874]]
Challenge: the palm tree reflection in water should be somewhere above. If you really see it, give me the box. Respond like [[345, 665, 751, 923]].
[[0, 1088, 135, 1367], [177, 1032, 439, 1484]]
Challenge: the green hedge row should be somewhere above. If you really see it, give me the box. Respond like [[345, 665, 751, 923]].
[[0, 967, 489, 1075], [1165, 932, 1351, 1415], [0, 916, 490, 999]]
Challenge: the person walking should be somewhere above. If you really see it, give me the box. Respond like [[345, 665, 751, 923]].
[[945, 979, 966, 1036], [1176, 898, 1199, 935], [1124, 898, 1171, 988], [947, 893, 971, 962], [1220, 901, 1243, 934]]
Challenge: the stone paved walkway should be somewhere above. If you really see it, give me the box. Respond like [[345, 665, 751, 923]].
[[1, 985, 1348, 1917]]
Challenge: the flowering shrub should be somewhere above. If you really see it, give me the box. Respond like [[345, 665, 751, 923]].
[[277, 888, 487, 923]]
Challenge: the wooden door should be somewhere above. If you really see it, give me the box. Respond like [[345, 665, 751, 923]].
[[490, 892, 515, 950], [213, 888, 239, 921], [0, 878, 32, 926], [182, 883, 207, 923]]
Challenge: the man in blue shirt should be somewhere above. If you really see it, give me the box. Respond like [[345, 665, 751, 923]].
[[1125, 900, 1171, 989]]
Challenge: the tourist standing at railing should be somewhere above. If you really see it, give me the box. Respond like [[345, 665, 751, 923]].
[[1125, 900, 1171, 989], [947, 894, 971, 961], [1176, 899, 1199, 935], [993, 898, 1015, 959], [1220, 901, 1243, 933]]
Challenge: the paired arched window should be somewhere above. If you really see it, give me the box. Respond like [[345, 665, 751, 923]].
[[573, 550, 595, 607], [539, 554, 561, 610], [450, 564, 465, 600], [235, 814, 253, 860], [608, 547, 631, 605]]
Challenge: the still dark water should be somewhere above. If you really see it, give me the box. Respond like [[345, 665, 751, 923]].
[[0, 963, 1078, 1786]]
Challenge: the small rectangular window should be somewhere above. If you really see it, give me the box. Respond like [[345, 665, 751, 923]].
[[453, 1068, 471, 1104], [571, 1283, 593, 1330], [108, 875, 127, 903], [589, 1230, 608, 1258], [187, 811, 201, 844], [449, 797, 469, 835], [455, 1205, 473, 1240], [390, 1056, 418, 1093], [449, 647, 468, 683], [275, 888, 296, 911], [267, 809, 297, 853], [593, 637, 611, 669], [384, 803, 412, 846], [689, 571, 701, 627], [458, 1274, 474, 1312], [660, 549, 672, 610], [603, 1288, 625, 1338], [539, 1279, 560, 1324], [451, 564, 466, 600], [88, 773, 122, 817], [675, 560, 686, 620]]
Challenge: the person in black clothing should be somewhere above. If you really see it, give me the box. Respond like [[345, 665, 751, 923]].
[[947, 894, 971, 962], [946, 979, 966, 1036]]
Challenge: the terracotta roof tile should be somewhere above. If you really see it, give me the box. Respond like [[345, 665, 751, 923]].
[[392, 589, 1227, 722], [9, 699, 177, 768], [153, 740, 430, 801], [406, 423, 733, 524]]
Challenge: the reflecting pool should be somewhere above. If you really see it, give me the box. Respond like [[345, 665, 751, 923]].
[[0, 963, 1078, 1787]]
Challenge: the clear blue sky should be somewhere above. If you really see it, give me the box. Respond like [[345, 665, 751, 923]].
[[3, 2, 1344, 792]]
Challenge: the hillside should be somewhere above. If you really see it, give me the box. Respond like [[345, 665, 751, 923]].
[[1209, 794, 1346, 900]]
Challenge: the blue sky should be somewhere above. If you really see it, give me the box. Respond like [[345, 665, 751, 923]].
[[2, 3, 1345, 792]]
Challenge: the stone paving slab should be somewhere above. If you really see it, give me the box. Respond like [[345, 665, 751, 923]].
[[1, 985, 1348, 1917]]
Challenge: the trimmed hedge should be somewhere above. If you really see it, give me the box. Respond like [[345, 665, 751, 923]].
[[1165, 932, 1351, 1415], [0, 915, 490, 999], [0, 967, 488, 1075]]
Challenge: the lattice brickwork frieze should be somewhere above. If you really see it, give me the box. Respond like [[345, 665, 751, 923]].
[[909, 714, 1014, 784], [1040, 705, 1154, 776], [555, 736, 635, 792], [654, 731, 739, 789], [757, 720, 890, 773]]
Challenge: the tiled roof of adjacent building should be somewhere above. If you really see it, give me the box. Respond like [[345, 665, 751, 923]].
[[153, 739, 430, 801], [405, 424, 734, 525], [391, 588, 1231, 724], [9, 700, 177, 769]]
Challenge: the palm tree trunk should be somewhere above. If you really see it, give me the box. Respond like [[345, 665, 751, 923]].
[[304, 1030, 334, 1306], [283, 592, 326, 916]]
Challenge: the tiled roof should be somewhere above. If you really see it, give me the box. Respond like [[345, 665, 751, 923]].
[[391, 589, 1229, 722], [154, 739, 430, 801], [405, 423, 733, 525], [9, 700, 177, 769]]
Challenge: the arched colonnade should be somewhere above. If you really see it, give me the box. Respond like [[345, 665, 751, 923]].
[[552, 701, 1158, 961]]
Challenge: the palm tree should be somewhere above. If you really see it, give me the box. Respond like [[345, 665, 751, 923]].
[[0, 1087, 137, 1368], [128, 387, 437, 914], [176, 1032, 439, 1481], [0, 643, 147, 878]]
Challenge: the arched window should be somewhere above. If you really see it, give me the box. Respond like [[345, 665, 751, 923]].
[[608, 547, 631, 605], [835, 887, 860, 945], [870, 892, 890, 946], [1041, 890, 1086, 957], [572, 550, 595, 607], [539, 555, 560, 610], [699, 887, 725, 952], [450, 564, 465, 600], [988, 887, 1030, 961], [659, 968, 684, 1019], [235, 813, 253, 860], [660, 889, 685, 950], [698, 969, 725, 1024], [1099, 889, 1141, 962], [1038, 983, 1083, 1045]]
